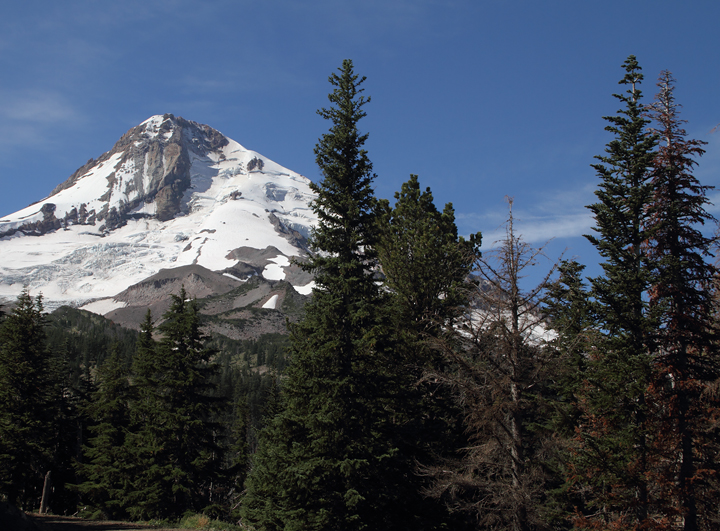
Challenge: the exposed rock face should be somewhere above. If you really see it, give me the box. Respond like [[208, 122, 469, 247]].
[[1, 114, 228, 238], [103, 263, 309, 338], [267, 212, 309, 251], [105, 264, 240, 328]]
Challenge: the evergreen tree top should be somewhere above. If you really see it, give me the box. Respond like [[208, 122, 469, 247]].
[[306, 59, 379, 282], [585, 56, 657, 340], [619, 55, 642, 88], [598, 56, 653, 147], [313, 59, 373, 193]]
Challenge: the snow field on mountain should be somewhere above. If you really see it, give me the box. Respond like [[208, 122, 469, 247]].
[[81, 298, 128, 314], [140, 115, 165, 137], [0, 199, 311, 309], [293, 281, 315, 295], [0, 152, 124, 230]]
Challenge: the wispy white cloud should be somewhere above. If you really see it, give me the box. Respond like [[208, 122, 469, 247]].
[[696, 134, 720, 217], [179, 63, 311, 97], [457, 183, 597, 248], [479, 212, 595, 249], [458, 138, 720, 250], [0, 90, 85, 151], [703, 191, 720, 216], [0, 90, 79, 123]]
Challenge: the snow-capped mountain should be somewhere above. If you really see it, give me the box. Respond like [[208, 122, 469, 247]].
[[0, 114, 318, 312]]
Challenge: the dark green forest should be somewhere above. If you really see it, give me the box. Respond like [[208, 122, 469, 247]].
[[1, 57, 719, 531]]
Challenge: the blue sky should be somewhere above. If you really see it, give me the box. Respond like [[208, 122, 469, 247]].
[[1, 1, 719, 282]]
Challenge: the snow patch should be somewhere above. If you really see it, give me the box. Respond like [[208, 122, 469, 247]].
[[262, 255, 290, 281], [80, 298, 127, 315], [293, 281, 315, 295], [262, 294, 279, 309]]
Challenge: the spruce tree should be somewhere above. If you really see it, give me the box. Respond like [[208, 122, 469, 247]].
[[0, 290, 54, 509], [123, 309, 166, 519], [155, 289, 224, 516], [125, 297, 224, 519], [76, 344, 132, 520], [227, 395, 251, 520], [376, 175, 480, 531], [543, 260, 599, 527], [545, 260, 596, 424], [243, 60, 427, 531], [45, 338, 86, 513], [644, 71, 719, 531], [377, 174, 480, 335], [573, 55, 658, 529]]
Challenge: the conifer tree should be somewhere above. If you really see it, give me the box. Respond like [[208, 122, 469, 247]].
[[76, 344, 132, 520], [125, 296, 224, 519], [644, 71, 719, 531], [227, 395, 251, 519], [377, 174, 480, 336], [376, 175, 481, 530], [543, 260, 599, 526], [545, 260, 596, 424], [376, 176, 480, 433], [573, 55, 658, 530], [243, 60, 431, 531], [0, 290, 54, 509], [122, 310, 166, 519], [46, 339, 86, 513], [155, 289, 224, 515]]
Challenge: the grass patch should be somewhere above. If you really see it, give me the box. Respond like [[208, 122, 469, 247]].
[[177, 513, 243, 531]]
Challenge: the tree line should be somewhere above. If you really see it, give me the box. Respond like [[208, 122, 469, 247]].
[[1, 56, 718, 530], [0, 292, 283, 520]]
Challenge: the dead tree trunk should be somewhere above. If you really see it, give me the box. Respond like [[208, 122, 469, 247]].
[[39, 471, 51, 514]]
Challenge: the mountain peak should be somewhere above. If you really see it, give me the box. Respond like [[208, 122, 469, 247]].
[[0, 115, 317, 309], [37, 114, 232, 226]]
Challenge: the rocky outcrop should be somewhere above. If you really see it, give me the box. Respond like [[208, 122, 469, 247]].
[[0, 202, 62, 237], [103, 264, 310, 338], [2, 114, 229, 238], [267, 212, 309, 251], [114, 263, 239, 305], [247, 156, 264, 172]]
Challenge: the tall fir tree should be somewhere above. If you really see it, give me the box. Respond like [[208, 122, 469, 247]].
[[543, 260, 599, 527], [123, 309, 166, 519], [544, 260, 596, 432], [243, 60, 435, 531], [573, 55, 658, 530], [644, 70, 719, 531], [0, 290, 54, 509], [76, 344, 132, 520], [376, 175, 481, 531], [45, 338, 86, 513], [227, 395, 251, 520], [377, 174, 480, 337], [154, 289, 224, 516], [125, 295, 224, 519]]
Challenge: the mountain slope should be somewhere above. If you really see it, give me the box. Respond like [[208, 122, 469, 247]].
[[0, 114, 317, 310]]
